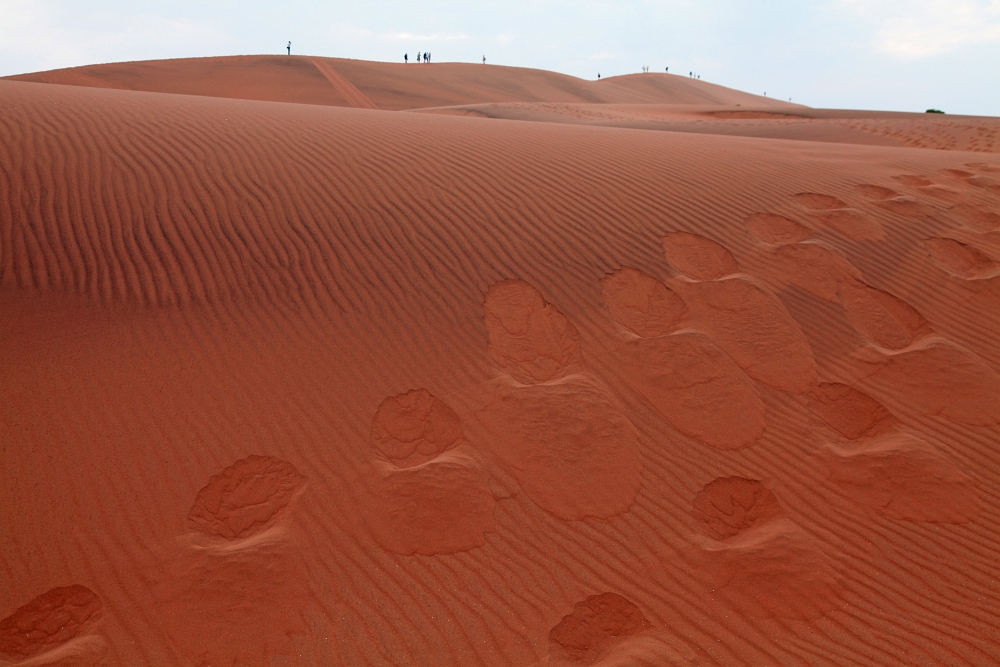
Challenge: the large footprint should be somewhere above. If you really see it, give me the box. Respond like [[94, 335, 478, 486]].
[[768, 241, 930, 349], [601, 267, 765, 449], [794, 192, 885, 241], [188, 455, 307, 541], [925, 237, 1000, 280], [480, 280, 643, 521], [854, 337, 1000, 426], [479, 374, 643, 521], [0, 586, 104, 662], [547, 593, 696, 667], [362, 389, 495, 555], [660, 234, 818, 392], [809, 383, 981, 523], [818, 432, 981, 524], [483, 279, 583, 383], [686, 478, 842, 621]]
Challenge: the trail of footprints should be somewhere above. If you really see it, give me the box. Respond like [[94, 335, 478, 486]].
[[6, 167, 998, 662]]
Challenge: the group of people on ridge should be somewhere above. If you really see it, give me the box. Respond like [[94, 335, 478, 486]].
[[405, 52, 431, 63]]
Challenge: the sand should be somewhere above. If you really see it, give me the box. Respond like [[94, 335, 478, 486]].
[[1, 56, 999, 666]]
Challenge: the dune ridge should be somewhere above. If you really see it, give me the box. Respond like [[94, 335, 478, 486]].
[[1, 64, 1000, 667]]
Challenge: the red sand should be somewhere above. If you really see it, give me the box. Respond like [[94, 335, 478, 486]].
[[1, 56, 1000, 666]]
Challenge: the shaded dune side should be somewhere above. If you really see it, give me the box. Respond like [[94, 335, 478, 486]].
[[1, 80, 1000, 667]]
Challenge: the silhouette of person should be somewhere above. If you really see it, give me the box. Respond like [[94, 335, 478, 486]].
[[597, 73, 601, 80], [287, 41, 291, 55], [665, 67, 669, 72], [405, 53, 408, 63], [483, 55, 486, 64]]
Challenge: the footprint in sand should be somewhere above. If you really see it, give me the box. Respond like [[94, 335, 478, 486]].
[[151, 544, 317, 667], [479, 280, 643, 521], [854, 337, 1000, 426], [769, 241, 930, 349], [744, 212, 812, 245], [662, 231, 738, 280], [808, 382, 897, 439], [690, 477, 782, 541], [483, 279, 582, 384], [894, 174, 963, 202], [677, 278, 817, 392], [601, 268, 766, 450], [548, 593, 696, 667], [188, 455, 307, 541], [925, 237, 1000, 280], [855, 184, 929, 217], [808, 384, 981, 523], [940, 167, 1000, 195], [657, 234, 818, 392], [0, 586, 103, 661], [363, 389, 495, 555], [818, 432, 981, 524], [686, 481, 842, 621], [369, 388, 463, 468], [794, 192, 885, 241], [948, 203, 1000, 232], [479, 374, 643, 521]]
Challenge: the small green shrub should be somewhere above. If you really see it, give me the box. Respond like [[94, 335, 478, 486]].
[[925, 109, 945, 114]]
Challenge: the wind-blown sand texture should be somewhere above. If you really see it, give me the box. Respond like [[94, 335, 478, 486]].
[[2, 56, 1000, 666]]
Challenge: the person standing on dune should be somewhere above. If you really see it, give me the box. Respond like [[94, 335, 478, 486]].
[[483, 55, 486, 64], [287, 41, 291, 55], [405, 53, 408, 63]]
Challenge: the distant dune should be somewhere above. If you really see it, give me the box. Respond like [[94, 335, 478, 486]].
[[2, 57, 1000, 667], [4, 54, 796, 110]]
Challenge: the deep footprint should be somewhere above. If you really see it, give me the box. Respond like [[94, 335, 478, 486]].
[[619, 332, 766, 449], [691, 519, 843, 621], [808, 383, 897, 439], [188, 455, 306, 540], [925, 237, 1000, 280], [548, 593, 650, 666], [691, 477, 782, 540], [744, 212, 811, 245], [479, 375, 643, 521], [770, 242, 929, 349], [483, 279, 582, 383], [370, 389, 463, 467], [949, 203, 1000, 232], [819, 432, 981, 523], [0, 585, 103, 660], [600, 266, 687, 337], [679, 277, 817, 392], [857, 338, 1000, 426], [662, 231, 738, 280], [362, 452, 496, 555], [794, 192, 884, 240]]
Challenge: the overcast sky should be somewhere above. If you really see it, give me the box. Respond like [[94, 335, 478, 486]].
[[2, 0, 999, 116]]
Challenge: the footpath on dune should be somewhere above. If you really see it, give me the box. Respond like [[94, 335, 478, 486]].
[[1, 71, 1000, 667]]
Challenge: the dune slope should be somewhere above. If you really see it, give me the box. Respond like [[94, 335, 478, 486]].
[[1, 77, 1000, 667], [4, 55, 794, 110]]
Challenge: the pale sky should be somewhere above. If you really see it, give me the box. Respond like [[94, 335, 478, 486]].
[[2, 0, 999, 116]]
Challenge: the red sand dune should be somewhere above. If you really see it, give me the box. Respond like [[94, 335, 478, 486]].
[[2, 56, 1000, 666], [4, 55, 793, 111]]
